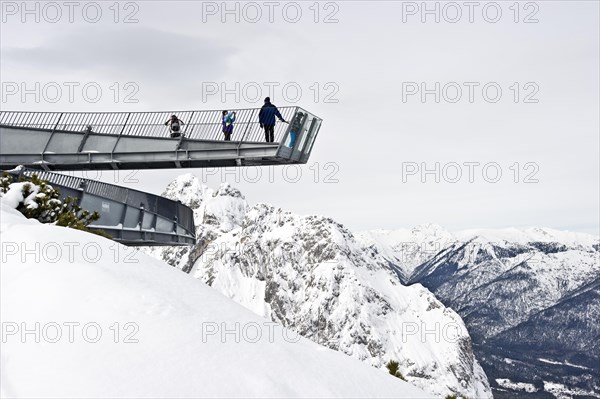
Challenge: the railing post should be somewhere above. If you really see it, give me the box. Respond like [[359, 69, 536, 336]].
[[77, 126, 92, 153], [175, 111, 189, 151], [41, 112, 64, 153], [290, 110, 310, 161], [183, 111, 194, 137], [111, 112, 131, 158], [236, 109, 254, 156], [119, 189, 129, 228], [303, 117, 318, 156], [274, 107, 297, 156], [119, 112, 132, 135], [138, 203, 145, 230]]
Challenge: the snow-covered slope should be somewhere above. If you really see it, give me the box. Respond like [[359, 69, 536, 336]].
[[148, 174, 492, 399], [356, 225, 455, 281], [358, 225, 600, 398], [0, 204, 432, 398]]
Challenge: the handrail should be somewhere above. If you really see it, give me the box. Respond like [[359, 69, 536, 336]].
[[13, 168, 196, 238], [0, 107, 302, 145]]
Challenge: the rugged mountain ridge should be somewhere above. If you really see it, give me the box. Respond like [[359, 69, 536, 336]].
[[358, 226, 600, 398], [147, 174, 492, 399]]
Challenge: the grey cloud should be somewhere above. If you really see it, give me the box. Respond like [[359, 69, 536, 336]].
[[2, 27, 236, 82]]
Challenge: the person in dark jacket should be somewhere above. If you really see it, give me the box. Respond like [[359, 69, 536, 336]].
[[164, 115, 185, 138], [222, 110, 236, 141], [258, 97, 285, 143]]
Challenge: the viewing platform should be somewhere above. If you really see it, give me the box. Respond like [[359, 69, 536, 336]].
[[0, 107, 322, 171]]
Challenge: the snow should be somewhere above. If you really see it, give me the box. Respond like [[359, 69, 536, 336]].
[[0, 203, 431, 399], [454, 226, 599, 247], [1, 181, 41, 209], [538, 358, 592, 370], [538, 358, 565, 366], [543, 381, 600, 399], [371, 223, 599, 397], [356, 224, 455, 279], [90, 223, 124, 229], [146, 174, 493, 399], [357, 225, 599, 280], [495, 379, 537, 393]]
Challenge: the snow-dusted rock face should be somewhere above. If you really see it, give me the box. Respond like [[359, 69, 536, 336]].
[[149, 174, 492, 399], [358, 225, 600, 398]]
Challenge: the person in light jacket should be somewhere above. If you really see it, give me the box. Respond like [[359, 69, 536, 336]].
[[222, 110, 236, 141]]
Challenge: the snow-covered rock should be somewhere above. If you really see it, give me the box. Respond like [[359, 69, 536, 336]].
[[148, 174, 492, 399]]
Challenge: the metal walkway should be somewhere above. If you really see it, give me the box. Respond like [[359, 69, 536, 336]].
[[0, 107, 322, 171], [1, 106, 322, 246], [8, 167, 196, 247]]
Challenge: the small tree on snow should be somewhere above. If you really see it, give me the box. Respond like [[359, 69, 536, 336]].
[[56, 196, 101, 231], [16, 173, 63, 223], [386, 360, 406, 381], [1, 173, 101, 233], [1, 172, 14, 194]]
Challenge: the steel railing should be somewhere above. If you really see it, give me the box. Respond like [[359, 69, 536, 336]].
[[13, 168, 196, 240], [0, 107, 299, 144]]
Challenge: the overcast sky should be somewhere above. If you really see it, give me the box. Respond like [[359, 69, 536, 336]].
[[1, 1, 598, 234]]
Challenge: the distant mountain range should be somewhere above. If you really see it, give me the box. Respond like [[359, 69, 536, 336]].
[[359, 225, 600, 398]]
